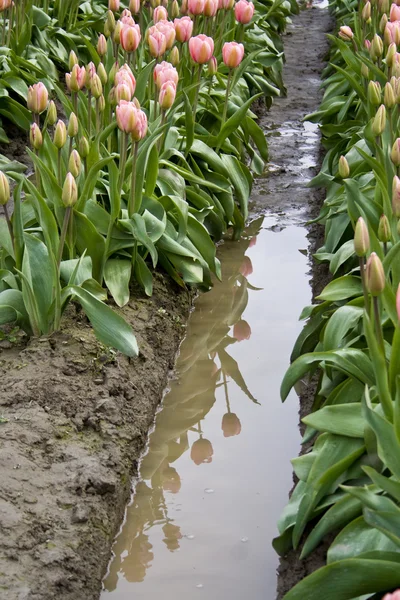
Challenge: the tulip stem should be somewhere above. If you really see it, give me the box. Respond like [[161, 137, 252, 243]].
[[72, 92, 78, 119], [57, 149, 62, 186], [95, 98, 100, 135], [223, 372, 231, 412], [68, 207, 74, 260], [3, 203, 14, 248], [88, 90, 92, 138], [128, 141, 139, 217], [360, 256, 370, 316], [118, 132, 128, 193], [57, 207, 71, 269], [373, 295, 385, 353], [216, 69, 232, 153], [193, 65, 202, 123], [6, 4, 12, 47]]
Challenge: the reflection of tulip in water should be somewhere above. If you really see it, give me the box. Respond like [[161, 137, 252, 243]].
[[239, 255, 253, 277], [162, 466, 182, 493], [221, 413, 242, 437], [190, 437, 214, 465], [233, 319, 251, 341], [162, 522, 182, 551]]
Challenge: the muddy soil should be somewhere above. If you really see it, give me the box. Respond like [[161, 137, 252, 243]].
[[0, 274, 192, 600]]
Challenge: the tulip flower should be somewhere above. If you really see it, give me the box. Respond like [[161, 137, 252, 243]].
[[370, 33, 383, 61], [338, 155, 350, 178], [162, 466, 181, 493], [53, 120, 66, 150], [234, 0, 255, 23], [47, 100, 57, 127], [113, 21, 122, 44], [68, 150, 82, 178], [362, 0, 371, 20], [366, 252, 385, 296], [222, 41, 244, 68], [69, 64, 86, 92], [221, 413, 242, 437], [116, 100, 138, 134], [174, 16, 193, 42], [30, 123, 42, 150], [190, 437, 213, 465], [153, 5, 168, 21], [378, 214, 391, 247], [181, 0, 189, 14], [154, 61, 179, 88], [384, 82, 396, 109], [62, 172, 78, 208], [354, 217, 370, 259], [338, 25, 353, 40], [27, 82, 48, 116], [233, 319, 251, 341], [368, 81, 381, 106], [67, 112, 78, 139], [148, 28, 167, 57], [392, 176, 400, 217], [131, 108, 148, 142], [392, 138, 400, 166], [109, 0, 120, 11], [208, 55, 218, 76], [129, 0, 141, 13], [97, 62, 108, 86], [203, 0, 218, 17], [0, 0, 12, 11], [121, 8, 134, 22], [120, 22, 141, 52], [170, 46, 180, 66], [385, 21, 400, 45], [79, 136, 90, 160], [115, 82, 133, 103], [390, 3, 400, 20], [159, 81, 176, 110], [171, 0, 180, 18], [188, 0, 205, 15], [372, 104, 386, 137], [97, 34, 107, 58], [0, 171, 10, 206], [105, 10, 116, 36], [155, 20, 176, 49], [189, 34, 214, 63], [383, 589, 400, 600]]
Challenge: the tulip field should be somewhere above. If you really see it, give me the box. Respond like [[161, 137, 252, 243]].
[[0, 0, 297, 361], [274, 0, 400, 598]]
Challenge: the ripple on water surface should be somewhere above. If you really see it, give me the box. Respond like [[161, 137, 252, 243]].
[[101, 215, 310, 600]]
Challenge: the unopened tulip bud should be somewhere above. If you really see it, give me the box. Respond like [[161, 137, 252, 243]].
[[368, 81, 381, 105], [30, 123, 43, 150], [129, 0, 141, 12], [109, 0, 120, 12], [67, 112, 78, 138], [372, 104, 386, 136], [47, 100, 57, 126], [106, 9, 116, 34], [27, 82, 48, 115], [338, 25, 353, 41], [362, 1, 371, 20], [181, 0, 188, 12], [384, 82, 396, 108], [371, 34, 384, 60], [68, 50, 78, 70], [114, 21, 121, 45], [387, 43, 397, 68], [170, 46, 180, 66], [91, 74, 103, 99], [132, 97, 141, 109], [393, 175, 400, 217], [79, 136, 90, 158], [208, 55, 218, 76], [354, 217, 370, 257], [97, 62, 108, 86], [62, 173, 78, 208], [381, 14, 389, 34], [381, 0, 389, 14], [104, 20, 112, 37], [366, 252, 386, 295], [97, 34, 107, 57], [338, 155, 350, 178], [170, 0, 179, 17], [378, 214, 391, 243], [68, 150, 81, 178], [0, 171, 10, 206], [98, 95, 106, 112], [391, 138, 400, 166], [361, 63, 369, 79], [54, 120, 67, 149], [159, 81, 176, 109]]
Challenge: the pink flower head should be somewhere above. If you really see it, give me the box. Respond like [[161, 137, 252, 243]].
[[233, 319, 251, 341], [364, 39, 371, 50], [0, 0, 12, 11], [181, 0, 189, 13], [154, 61, 179, 88], [338, 25, 353, 40], [390, 3, 400, 21], [234, 0, 254, 23], [239, 255, 253, 277], [116, 100, 137, 133], [109, 0, 120, 11], [159, 81, 177, 109], [155, 20, 176, 48], [121, 8, 132, 19], [189, 34, 214, 64], [383, 590, 400, 600], [188, 0, 205, 15], [174, 16, 193, 42], [120, 22, 141, 52], [153, 5, 168, 21], [222, 41, 244, 68], [148, 26, 167, 57], [115, 64, 136, 96], [219, 0, 232, 8], [129, 0, 141, 13], [132, 108, 148, 141], [385, 21, 400, 45], [120, 13, 135, 26], [204, 0, 218, 16], [115, 82, 133, 103], [27, 82, 48, 114], [68, 64, 86, 92]]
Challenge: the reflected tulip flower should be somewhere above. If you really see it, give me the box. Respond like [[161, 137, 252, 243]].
[[190, 437, 213, 465], [234, 0, 254, 23], [162, 466, 181, 493], [162, 523, 182, 551], [221, 413, 242, 437], [239, 255, 253, 277], [249, 235, 257, 247], [233, 319, 251, 341]]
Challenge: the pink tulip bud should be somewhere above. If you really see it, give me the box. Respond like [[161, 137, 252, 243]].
[[378, 214, 391, 243], [131, 108, 148, 142], [207, 55, 218, 75], [116, 100, 137, 133], [364, 39, 371, 50], [129, 0, 141, 13], [0, 0, 12, 12], [62, 173, 78, 208], [354, 217, 370, 257], [221, 413, 241, 437], [338, 25, 354, 40], [385, 21, 400, 45], [68, 150, 81, 178], [174, 16, 193, 42], [115, 82, 133, 103], [204, 0, 218, 16], [148, 28, 167, 57], [108, 0, 120, 11], [366, 252, 386, 296], [159, 81, 176, 109], [189, 34, 214, 64], [30, 123, 43, 150], [69, 64, 86, 92], [154, 60, 179, 88], [121, 8, 133, 20], [181, 0, 188, 13], [233, 319, 251, 341], [222, 41, 244, 68], [91, 74, 103, 99], [27, 82, 48, 115], [86, 62, 97, 88], [120, 22, 141, 52], [188, 0, 205, 14], [391, 137, 400, 166], [383, 590, 400, 600], [153, 5, 168, 21], [0, 171, 10, 206], [155, 20, 176, 49], [115, 64, 136, 96], [97, 34, 108, 57], [390, 2, 400, 20], [392, 176, 400, 217], [170, 46, 180, 66], [234, 0, 254, 23]]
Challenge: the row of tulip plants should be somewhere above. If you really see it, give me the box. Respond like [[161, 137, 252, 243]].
[[274, 0, 400, 598], [0, 0, 297, 356]]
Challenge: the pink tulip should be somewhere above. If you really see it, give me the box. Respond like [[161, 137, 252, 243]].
[[338, 25, 353, 40], [115, 64, 136, 96], [234, 0, 254, 23], [27, 82, 48, 115], [129, 0, 141, 12], [383, 591, 400, 600], [233, 319, 251, 341], [221, 413, 241, 437], [222, 41, 244, 68], [154, 61, 179, 88], [131, 108, 148, 141], [116, 100, 138, 133], [67, 64, 86, 92], [174, 16, 193, 42], [390, 3, 400, 21], [148, 27, 167, 57], [204, 0, 218, 16], [181, 0, 189, 13], [189, 34, 214, 64], [115, 82, 133, 103], [97, 34, 107, 57], [364, 39, 371, 50], [120, 23, 141, 52], [159, 81, 176, 109], [219, 0, 233, 8], [85, 61, 97, 88], [153, 5, 168, 21], [109, 0, 120, 11], [188, 0, 205, 14], [155, 20, 176, 48], [121, 8, 132, 19], [0, 0, 12, 11], [190, 438, 213, 465], [120, 13, 135, 26]]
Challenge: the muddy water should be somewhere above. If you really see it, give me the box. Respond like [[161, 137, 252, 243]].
[[101, 215, 310, 599]]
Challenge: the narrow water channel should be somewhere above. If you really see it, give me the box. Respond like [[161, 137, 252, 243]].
[[101, 215, 310, 599]]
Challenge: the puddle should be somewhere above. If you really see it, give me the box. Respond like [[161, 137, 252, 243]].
[[101, 215, 310, 600]]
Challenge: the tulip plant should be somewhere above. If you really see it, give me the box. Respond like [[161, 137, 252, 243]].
[[0, 0, 296, 355], [275, 0, 400, 597]]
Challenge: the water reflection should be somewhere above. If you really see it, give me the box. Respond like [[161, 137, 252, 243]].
[[102, 216, 308, 599]]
